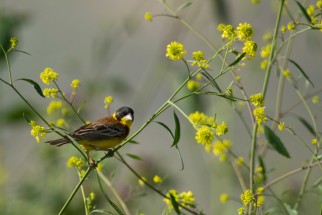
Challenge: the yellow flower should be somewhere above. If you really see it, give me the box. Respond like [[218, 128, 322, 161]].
[[260, 59, 268, 70], [257, 187, 264, 195], [215, 121, 228, 136], [43, 88, 58, 98], [189, 111, 208, 125], [253, 107, 267, 125], [317, 0, 322, 9], [29, 121, 46, 142], [254, 195, 265, 207], [282, 68, 291, 78], [260, 44, 272, 58], [240, 189, 255, 206], [312, 96, 319, 104], [278, 122, 285, 131], [165, 41, 186, 61], [287, 22, 295, 31], [40, 67, 59, 85], [213, 140, 232, 162], [238, 207, 245, 215], [251, 0, 260, 4], [187, 80, 200, 90], [104, 96, 113, 109], [236, 22, 254, 41], [179, 191, 195, 207], [262, 32, 272, 42], [235, 156, 244, 166], [195, 126, 214, 145], [280, 25, 287, 33], [47, 100, 63, 115], [66, 156, 85, 168], [144, 12, 152, 21], [96, 163, 104, 171], [153, 175, 163, 184], [220, 193, 229, 203], [138, 177, 147, 187], [306, 5, 315, 16], [71, 79, 80, 89], [312, 138, 318, 145], [218, 24, 236, 41], [56, 118, 65, 127], [242, 40, 257, 57], [250, 93, 264, 107], [164, 189, 179, 207], [191, 51, 209, 68], [10, 37, 18, 49]]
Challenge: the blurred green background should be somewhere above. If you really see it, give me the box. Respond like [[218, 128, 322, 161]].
[[1, 0, 322, 214]]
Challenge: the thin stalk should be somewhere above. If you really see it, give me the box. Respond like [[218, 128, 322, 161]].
[[58, 167, 91, 215], [97, 171, 131, 215], [262, 0, 285, 97]]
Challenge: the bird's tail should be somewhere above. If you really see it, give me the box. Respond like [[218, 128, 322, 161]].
[[46, 138, 70, 147]]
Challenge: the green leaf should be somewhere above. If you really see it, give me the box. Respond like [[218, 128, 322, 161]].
[[288, 58, 314, 87], [176, 1, 192, 12], [284, 203, 298, 215], [16, 78, 45, 97], [258, 155, 267, 183], [297, 116, 315, 136], [169, 193, 181, 215], [228, 52, 246, 68], [128, 140, 140, 144], [201, 70, 222, 93], [264, 125, 291, 158], [23, 112, 32, 124], [296, 1, 312, 23], [126, 153, 142, 161], [156, 121, 174, 139], [172, 111, 181, 147], [313, 177, 322, 188]]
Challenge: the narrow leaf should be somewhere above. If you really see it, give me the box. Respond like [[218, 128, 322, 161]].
[[169, 193, 181, 215], [296, 1, 312, 23], [172, 111, 181, 147], [201, 70, 222, 93], [297, 116, 315, 136], [228, 52, 246, 68], [23, 112, 32, 124], [126, 153, 142, 161], [264, 125, 291, 158], [258, 156, 267, 183], [288, 58, 314, 87], [128, 140, 140, 144], [284, 203, 298, 215], [176, 1, 192, 12], [17, 78, 45, 97], [156, 121, 174, 139]]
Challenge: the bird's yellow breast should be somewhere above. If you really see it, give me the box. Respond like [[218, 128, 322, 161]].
[[78, 138, 124, 151]]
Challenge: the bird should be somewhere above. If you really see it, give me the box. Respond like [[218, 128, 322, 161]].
[[46, 106, 134, 163]]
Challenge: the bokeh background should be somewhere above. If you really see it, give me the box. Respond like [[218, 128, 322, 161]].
[[1, 0, 321, 214]]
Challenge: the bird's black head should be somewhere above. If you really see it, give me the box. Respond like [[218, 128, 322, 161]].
[[115, 107, 134, 125]]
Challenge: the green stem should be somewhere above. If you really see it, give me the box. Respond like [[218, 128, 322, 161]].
[[58, 168, 91, 215], [262, 0, 285, 97], [116, 152, 199, 215], [97, 171, 131, 215], [0, 45, 13, 84]]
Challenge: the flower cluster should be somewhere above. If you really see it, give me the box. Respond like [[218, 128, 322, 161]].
[[86, 192, 96, 211], [191, 51, 209, 68], [250, 93, 264, 107], [153, 175, 163, 184], [29, 121, 46, 142], [40, 67, 59, 85], [104, 96, 113, 109], [253, 107, 267, 125], [213, 140, 232, 162], [71, 79, 80, 96], [218, 22, 257, 58], [10, 37, 18, 49], [66, 156, 85, 169], [165, 41, 187, 61], [163, 189, 195, 211], [43, 88, 58, 98]]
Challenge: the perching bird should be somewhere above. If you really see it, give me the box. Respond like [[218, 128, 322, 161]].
[[46, 106, 134, 163]]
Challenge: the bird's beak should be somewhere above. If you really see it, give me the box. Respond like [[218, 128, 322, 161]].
[[122, 114, 133, 127]]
